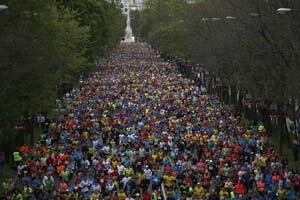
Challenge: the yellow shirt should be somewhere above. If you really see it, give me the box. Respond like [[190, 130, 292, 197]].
[[224, 181, 233, 189], [112, 160, 118, 168], [259, 156, 267, 166], [158, 151, 163, 159], [90, 193, 99, 200], [219, 190, 229, 197], [276, 188, 286, 197], [163, 175, 174, 187], [194, 186, 205, 196], [117, 192, 127, 200], [148, 134, 154, 143], [113, 181, 119, 189], [124, 167, 134, 176], [137, 173, 144, 183], [152, 154, 158, 160], [83, 131, 89, 139]]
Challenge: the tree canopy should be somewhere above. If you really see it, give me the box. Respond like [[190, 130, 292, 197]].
[[135, 0, 300, 112], [134, 0, 300, 149], [0, 0, 125, 153]]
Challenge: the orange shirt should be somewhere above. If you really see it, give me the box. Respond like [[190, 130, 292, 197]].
[[59, 154, 69, 162], [272, 175, 280, 183], [65, 120, 73, 129], [57, 165, 66, 175], [20, 145, 29, 154]]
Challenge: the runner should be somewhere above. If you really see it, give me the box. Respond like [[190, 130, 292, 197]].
[[2, 43, 299, 200]]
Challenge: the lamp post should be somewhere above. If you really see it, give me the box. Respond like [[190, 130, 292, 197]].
[[211, 17, 221, 21], [249, 13, 260, 17], [226, 16, 236, 20], [0, 5, 8, 11], [201, 12, 260, 22], [277, 8, 300, 14]]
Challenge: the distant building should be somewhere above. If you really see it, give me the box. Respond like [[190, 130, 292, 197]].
[[112, 0, 196, 11], [116, 0, 144, 13], [133, 0, 145, 10]]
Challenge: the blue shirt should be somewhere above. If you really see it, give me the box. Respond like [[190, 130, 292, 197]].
[[151, 175, 161, 185]]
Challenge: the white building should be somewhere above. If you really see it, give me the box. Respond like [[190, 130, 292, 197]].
[[118, 0, 144, 13]]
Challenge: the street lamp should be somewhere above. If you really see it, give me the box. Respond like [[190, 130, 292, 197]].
[[277, 8, 299, 14], [249, 13, 260, 17], [226, 16, 236, 20], [212, 17, 221, 21], [0, 5, 8, 11]]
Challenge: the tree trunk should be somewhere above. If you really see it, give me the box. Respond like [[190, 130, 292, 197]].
[[237, 92, 243, 113], [260, 106, 272, 136], [278, 104, 286, 155], [30, 112, 34, 145], [250, 105, 258, 125], [228, 85, 232, 105]]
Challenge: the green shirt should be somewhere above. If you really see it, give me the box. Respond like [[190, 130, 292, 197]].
[[61, 170, 70, 179], [15, 193, 23, 200], [44, 179, 53, 191], [1, 182, 8, 190], [13, 152, 22, 162]]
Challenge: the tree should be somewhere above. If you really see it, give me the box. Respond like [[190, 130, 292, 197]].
[[0, 0, 125, 160], [57, 0, 125, 60], [137, 0, 188, 57], [136, 0, 300, 152]]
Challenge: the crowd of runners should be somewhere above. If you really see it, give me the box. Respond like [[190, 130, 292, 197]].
[[1, 43, 300, 200]]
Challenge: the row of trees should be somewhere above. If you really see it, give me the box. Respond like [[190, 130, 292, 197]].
[[132, 0, 300, 152], [0, 0, 125, 157]]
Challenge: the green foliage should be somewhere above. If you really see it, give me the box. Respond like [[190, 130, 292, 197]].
[[136, 0, 188, 57], [57, 0, 125, 59], [135, 0, 300, 150], [0, 0, 125, 152], [137, 0, 300, 106]]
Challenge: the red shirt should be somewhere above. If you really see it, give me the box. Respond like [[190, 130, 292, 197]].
[[142, 193, 151, 200], [27, 161, 36, 175], [162, 136, 168, 143], [235, 183, 245, 194], [20, 145, 29, 154], [47, 156, 55, 166], [59, 182, 68, 192], [197, 162, 205, 171], [234, 145, 241, 152], [184, 177, 193, 185], [272, 175, 280, 183], [99, 175, 106, 187], [110, 170, 118, 177], [257, 181, 266, 191], [291, 176, 300, 192]]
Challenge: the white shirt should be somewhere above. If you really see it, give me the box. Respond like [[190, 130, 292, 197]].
[[92, 158, 99, 168], [117, 164, 125, 175], [103, 159, 110, 168], [121, 176, 131, 186], [17, 165, 25, 175], [144, 168, 153, 179], [46, 138, 52, 146], [92, 184, 101, 192], [107, 183, 115, 191]]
